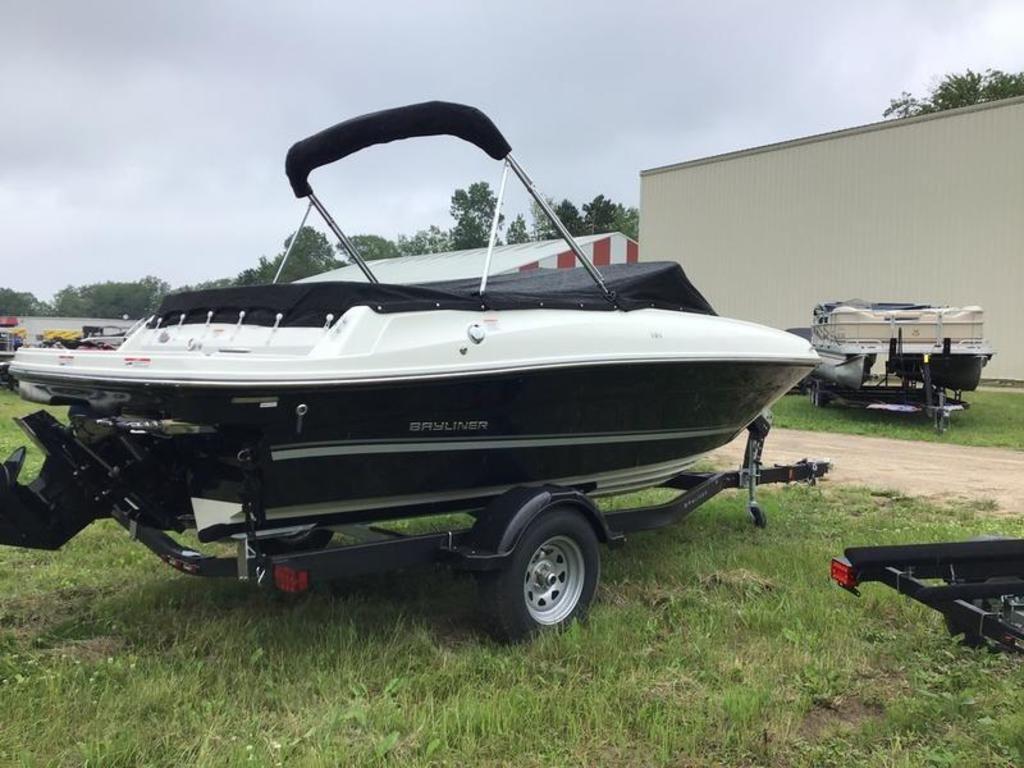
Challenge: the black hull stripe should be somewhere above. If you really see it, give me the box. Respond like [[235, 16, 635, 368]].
[[269, 426, 735, 461]]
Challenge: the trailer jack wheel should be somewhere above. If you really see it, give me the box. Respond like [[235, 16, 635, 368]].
[[747, 501, 766, 528], [476, 506, 599, 643]]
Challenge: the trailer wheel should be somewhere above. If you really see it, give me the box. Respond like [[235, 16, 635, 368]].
[[809, 385, 831, 408], [747, 500, 767, 528], [477, 507, 599, 643], [260, 527, 333, 555]]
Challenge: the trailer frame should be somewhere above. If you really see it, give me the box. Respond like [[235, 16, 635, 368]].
[[831, 539, 1024, 651], [109, 416, 828, 590]]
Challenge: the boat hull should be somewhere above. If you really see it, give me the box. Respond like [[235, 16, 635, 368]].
[[18, 359, 810, 539], [811, 352, 873, 389], [202, 359, 808, 537], [887, 353, 988, 392]]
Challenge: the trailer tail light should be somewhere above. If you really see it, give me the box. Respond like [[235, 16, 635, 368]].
[[830, 558, 858, 591], [273, 564, 310, 593]]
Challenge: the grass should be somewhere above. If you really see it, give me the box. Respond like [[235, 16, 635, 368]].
[[1, 392, 1023, 766], [772, 389, 1024, 451]]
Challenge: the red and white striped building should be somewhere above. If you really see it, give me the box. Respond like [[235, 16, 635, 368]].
[[516, 232, 639, 272]]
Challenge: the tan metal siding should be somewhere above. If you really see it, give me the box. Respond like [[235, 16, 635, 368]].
[[640, 100, 1024, 380]]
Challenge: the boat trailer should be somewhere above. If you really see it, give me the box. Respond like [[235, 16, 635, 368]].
[[808, 350, 969, 434], [0, 410, 829, 640], [831, 539, 1024, 651]]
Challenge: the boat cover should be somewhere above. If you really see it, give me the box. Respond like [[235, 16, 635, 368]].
[[155, 262, 716, 328]]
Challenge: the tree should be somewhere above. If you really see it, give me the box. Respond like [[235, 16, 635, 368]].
[[553, 199, 586, 236], [170, 277, 237, 294], [529, 198, 559, 241], [582, 194, 619, 234], [235, 226, 341, 285], [450, 181, 503, 250], [885, 68, 1024, 118], [397, 225, 451, 256], [52, 276, 169, 318], [350, 234, 401, 262], [505, 214, 530, 245], [0, 288, 49, 315], [612, 205, 640, 241]]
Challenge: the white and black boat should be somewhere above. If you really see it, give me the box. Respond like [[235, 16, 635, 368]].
[[1, 101, 817, 552]]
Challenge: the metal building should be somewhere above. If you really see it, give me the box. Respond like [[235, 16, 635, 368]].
[[640, 96, 1024, 380]]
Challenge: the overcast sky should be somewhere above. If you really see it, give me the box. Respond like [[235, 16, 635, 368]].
[[2, 1, 1022, 298]]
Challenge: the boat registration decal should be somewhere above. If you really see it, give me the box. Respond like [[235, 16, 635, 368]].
[[123, 357, 151, 367]]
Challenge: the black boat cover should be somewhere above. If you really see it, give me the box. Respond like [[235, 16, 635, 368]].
[[286, 102, 512, 197], [155, 262, 716, 328]]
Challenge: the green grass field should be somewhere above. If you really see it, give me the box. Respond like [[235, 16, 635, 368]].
[[772, 389, 1024, 451], [1, 392, 1023, 766]]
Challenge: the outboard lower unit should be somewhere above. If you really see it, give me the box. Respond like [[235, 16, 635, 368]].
[[0, 410, 191, 549]]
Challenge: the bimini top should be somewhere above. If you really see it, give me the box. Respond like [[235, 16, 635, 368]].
[[155, 262, 715, 328], [286, 101, 512, 197]]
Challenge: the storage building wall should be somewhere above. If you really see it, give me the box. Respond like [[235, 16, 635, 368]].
[[640, 97, 1024, 380]]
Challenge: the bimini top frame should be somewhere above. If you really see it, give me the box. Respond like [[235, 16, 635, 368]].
[[283, 101, 614, 302]]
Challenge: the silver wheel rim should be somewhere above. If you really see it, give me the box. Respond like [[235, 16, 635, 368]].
[[523, 535, 585, 625]]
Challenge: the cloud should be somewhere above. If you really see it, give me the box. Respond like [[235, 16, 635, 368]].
[[0, 0, 1020, 297]]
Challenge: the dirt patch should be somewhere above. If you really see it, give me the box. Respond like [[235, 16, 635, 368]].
[[699, 568, 775, 595], [44, 635, 125, 662], [799, 698, 882, 740], [711, 428, 1024, 517], [600, 580, 685, 609], [0, 586, 104, 641]]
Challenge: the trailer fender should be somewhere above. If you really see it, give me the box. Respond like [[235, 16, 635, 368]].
[[455, 485, 619, 570]]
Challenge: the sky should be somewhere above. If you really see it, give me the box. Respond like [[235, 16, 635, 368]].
[[1, 1, 1022, 299]]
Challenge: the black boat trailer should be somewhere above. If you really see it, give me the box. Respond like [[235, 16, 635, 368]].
[[1, 411, 829, 641], [831, 539, 1024, 651], [808, 352, 967, 434]]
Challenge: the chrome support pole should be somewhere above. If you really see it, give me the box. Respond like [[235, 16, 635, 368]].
[[273, 201, 313, 284], [505, 153, 613, 302], [479, 160, 510, 295], [308, 191, 379, 284]]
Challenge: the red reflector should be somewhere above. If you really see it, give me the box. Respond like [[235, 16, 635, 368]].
[[273, 564, 310, 593], [830, 558, 858, 589]]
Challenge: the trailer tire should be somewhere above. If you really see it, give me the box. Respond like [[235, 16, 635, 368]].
[[476, 506, 599, 643], [260, 528, 333, 555]]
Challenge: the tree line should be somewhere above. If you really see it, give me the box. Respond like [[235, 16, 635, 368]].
[[884, 67, 1024, 118], [0, 184, 639, 319]]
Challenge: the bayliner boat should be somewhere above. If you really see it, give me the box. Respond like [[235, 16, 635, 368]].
[[1, 101, 817, 552], [809, 300, 992, 392]]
